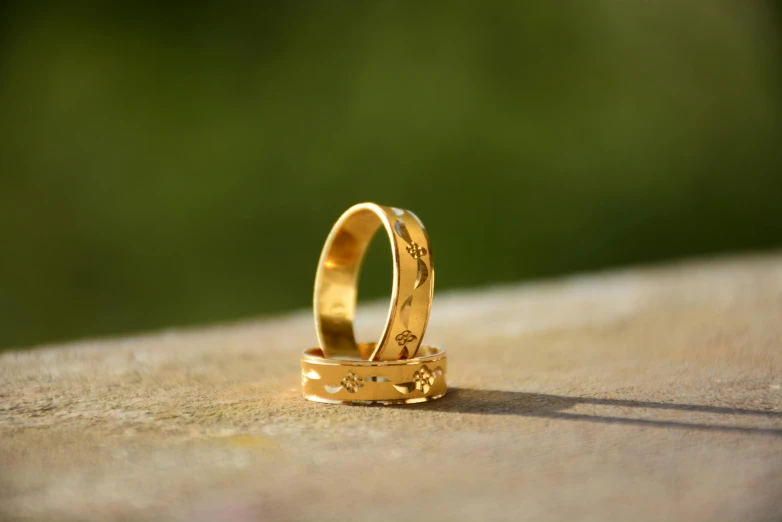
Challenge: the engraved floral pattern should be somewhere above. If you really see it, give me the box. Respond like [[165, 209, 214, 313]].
[[340, 371, 364, 393], [413, 365, 436, 393], [395, 330, 417, 346], [405, 242, 427, 259]]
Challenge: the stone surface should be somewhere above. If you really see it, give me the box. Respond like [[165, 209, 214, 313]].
[[1, 253, 782, 521]]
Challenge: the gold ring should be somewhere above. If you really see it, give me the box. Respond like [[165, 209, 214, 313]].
[[301, 343, 447, 405], [313, 203, 434, 361]]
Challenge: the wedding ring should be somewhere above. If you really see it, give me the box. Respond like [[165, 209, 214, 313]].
[[301, 343, 447, 405], [305, 202, 446, 406], [313, 203, 434, 361]]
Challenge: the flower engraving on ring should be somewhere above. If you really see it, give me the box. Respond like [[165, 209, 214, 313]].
[[413, 365, 436, 394], [405, 242, 427, 259], [340, 371, 364, 393], [395, 330, 417, 346]]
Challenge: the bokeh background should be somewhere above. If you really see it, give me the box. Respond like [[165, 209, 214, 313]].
[[1, 2, 781, 351]]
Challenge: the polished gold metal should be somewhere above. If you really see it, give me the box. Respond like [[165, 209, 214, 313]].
[[314, 203, 434, 361], [301, 343, 447, 405]]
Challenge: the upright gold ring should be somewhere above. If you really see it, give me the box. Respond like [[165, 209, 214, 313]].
[[313, 203, 434, 361]]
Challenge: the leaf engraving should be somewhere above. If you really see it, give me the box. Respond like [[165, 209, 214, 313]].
[[414, 259, 429, 289], [393, 219, 413, 243], [393, 382, 417, 394]]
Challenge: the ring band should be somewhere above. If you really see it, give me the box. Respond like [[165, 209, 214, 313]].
[[301, 343, 447, 405], [313, 203, 434, 361]]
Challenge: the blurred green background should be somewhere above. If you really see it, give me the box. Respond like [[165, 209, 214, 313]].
[[1, 2, 781, 351]]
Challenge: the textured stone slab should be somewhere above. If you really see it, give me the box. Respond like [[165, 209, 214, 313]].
[[1, 253, 781, 521]]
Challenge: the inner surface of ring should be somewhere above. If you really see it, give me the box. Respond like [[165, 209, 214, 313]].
[[315, 208, 387, 359]]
